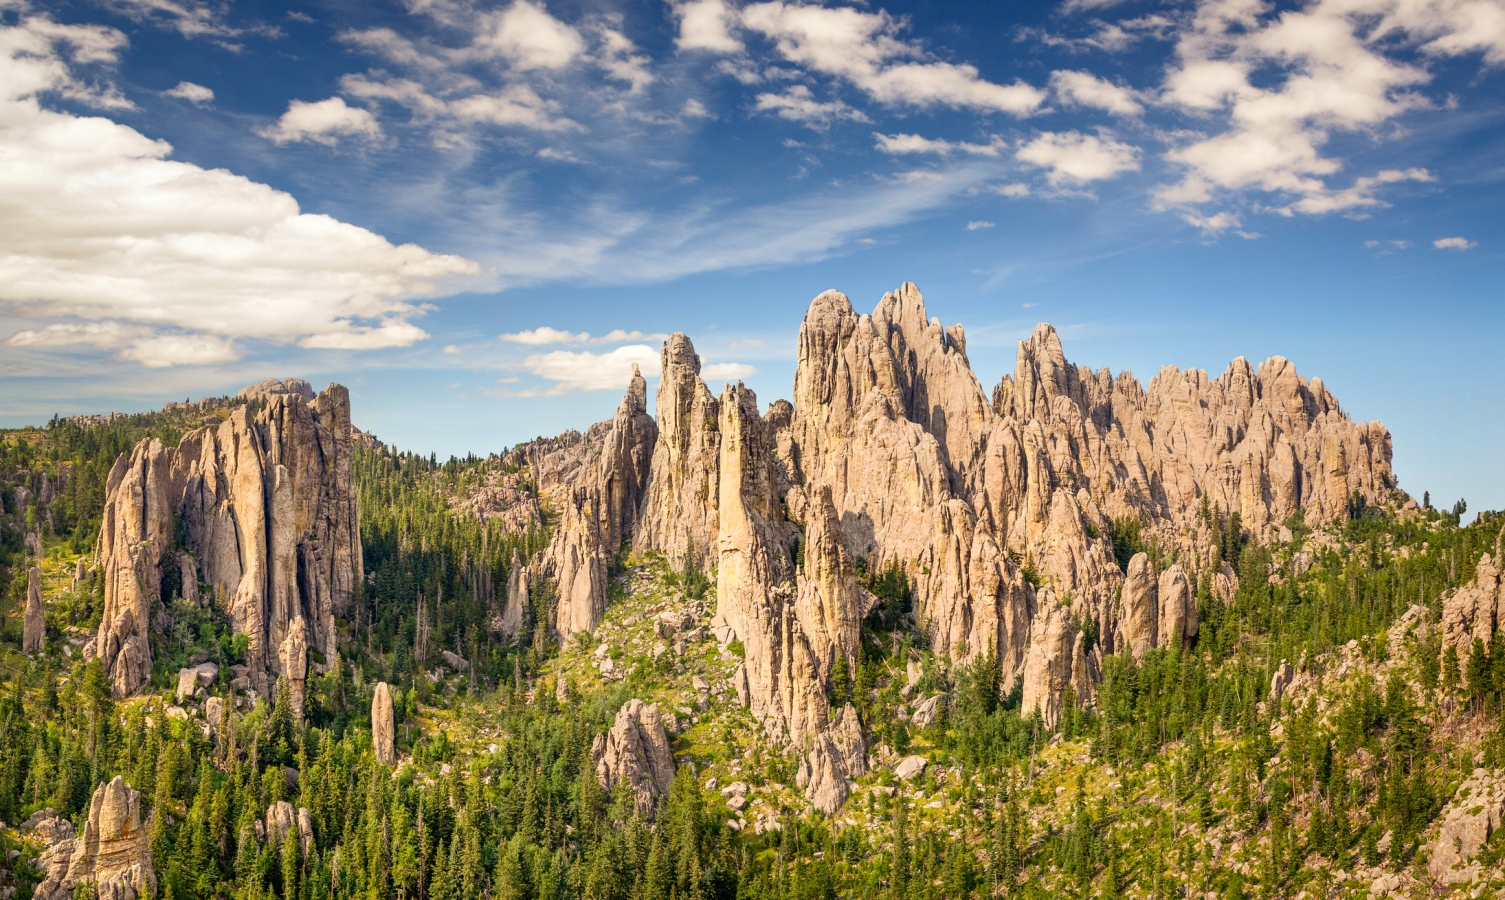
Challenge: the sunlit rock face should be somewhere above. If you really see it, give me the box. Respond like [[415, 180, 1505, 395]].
[[94, 380, 361, 700]]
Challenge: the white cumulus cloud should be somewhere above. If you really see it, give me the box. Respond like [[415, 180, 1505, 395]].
[[1153, 0, 1505, 224], [258, 97, 383, 146], [477, 0, 585, 71], [1434, 236, 1477, 250], [1016, 131, 1140, 185], [162, 80, 213, 104], [1048, 70, 1142, 116], [524, 344, 661, 392], [0, 16, 478, 367], [501, 327, 667, 345], [672, 0, 744, 53], [738, 2, 1046, 115], [702, 362, 758, 381]]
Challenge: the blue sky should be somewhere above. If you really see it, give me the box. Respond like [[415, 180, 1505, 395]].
[[1, 0, 1502, 509]]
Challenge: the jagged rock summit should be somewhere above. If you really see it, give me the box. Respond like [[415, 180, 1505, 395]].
[[34, 776, 156, 900], [91, 378, 361, 699], [513, 281, 1393, 812]]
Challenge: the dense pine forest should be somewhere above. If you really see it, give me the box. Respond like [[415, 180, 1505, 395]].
[[3, 411, 1503, 900]]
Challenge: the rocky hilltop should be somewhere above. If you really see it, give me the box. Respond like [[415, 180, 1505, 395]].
[[493, 282, 1393, 810], [91, 378, 360, 702]]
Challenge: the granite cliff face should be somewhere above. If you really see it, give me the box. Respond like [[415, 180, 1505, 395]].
[[461, 282, 1393, 808], [91, 379, 361, 699]]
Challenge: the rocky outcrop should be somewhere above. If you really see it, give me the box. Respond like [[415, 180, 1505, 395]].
[[94, 439, 176, 697], [23, 564, 44, 654], [34, 776, 155, 900], [1428, 769, 1505, 884], [239, 377, 315, 404], [635, 334, 721, 567], [373, 681, 396, 764], [498, 549, 531, 640], [1441, 550, 1504, 672], [1157, 564, 1196, 650], [775, 283, 1391, 721], [94, 381, 361, 697], [792, 484, 862, 681], [593, 699, 676, 817], [1019, 591, 1092, 727], [1118, 553, 1158, 660], [543, 486, 608, 641], [599, 365, 657, 553]]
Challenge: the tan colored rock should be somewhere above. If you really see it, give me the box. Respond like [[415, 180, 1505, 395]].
[[1157, 564, 1196, 650], [96, 439, 176, 697], [598, 364, 657, 553], [23, 565, 44, 654], [1020, 591, 1092, 727], [279, 616, 309, 719], [34, 776, 155, 900], [372, 681, 396, 764], [97, 382, 360, 698], [1270, 659, 1294, 703], [178, 554, 200, 606], [593, 699, 676, 817], [543, 485, 608, 641], [1118, 552, 1158, 660], [793, 483, 862, 681], [635, 334, 721, 567], [1441, 553, 1504, 672], [498, 549, 531, 640], [1428, 769, 1505, 883], [265, 800, 296, 847]]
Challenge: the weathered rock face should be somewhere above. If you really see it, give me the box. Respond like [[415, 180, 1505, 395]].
[[1118, 553, 1158, 660], [593, 699, 676, 817], [544, 486, 609, 641], [793, 483, 862, 681], [94, 439, 176, 697], [498, 549, 531, 640], [372, 681, 396, 764], [1428, 768, 1505, 884], [34, 776, 156, 900], [1019, 591, 1093, 728], [636, 334, 722, 567], [1157, 564, 1196, 650], [23, 564, 44, 653], [1442, 546, 1505, 673], [599, 365, 658, 554], [94, 382, 361, 698], [776, 283, 1391, 722]]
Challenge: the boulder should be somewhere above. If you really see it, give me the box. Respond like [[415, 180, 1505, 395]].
[[175, 669, 198, 702], [593, 699, 676, 817], [910, 693, 946, 730], [894, 755, 928, 781], [265, 801, 296, 848]]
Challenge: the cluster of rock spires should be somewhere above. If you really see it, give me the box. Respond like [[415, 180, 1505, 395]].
[[503, 283, 1393, 812], [30, 777, 156, 900], [90, 378, 361, 703]]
